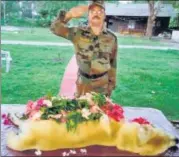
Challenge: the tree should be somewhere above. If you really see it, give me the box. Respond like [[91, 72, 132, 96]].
[[146, 1, 162, 38], [1, 1, 21, 25], [166, 1, 179, 28], [35, 1, 88, 19]]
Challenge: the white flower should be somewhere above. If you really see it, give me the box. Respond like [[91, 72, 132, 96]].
[[31, 111, 42, 120], [62, 152, 66, 156], [48, 114, 62, 119], [35, 150, 42, 156], [80, 148, 87, 154], [81, 108, 91, 119], [69, 150, 76, 154], [43, 100, 52, 107]]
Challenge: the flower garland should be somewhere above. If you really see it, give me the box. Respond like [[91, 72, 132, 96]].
[[2, 92, 151, 131]]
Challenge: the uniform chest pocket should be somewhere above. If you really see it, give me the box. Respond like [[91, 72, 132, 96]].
[[78, 37, 91, 50], [100, 43, 113, 52]]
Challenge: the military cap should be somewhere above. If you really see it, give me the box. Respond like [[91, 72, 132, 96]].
[[89, 0, 105, 10]]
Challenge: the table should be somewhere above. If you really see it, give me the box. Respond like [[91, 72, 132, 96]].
[[1, 105, 179, 156]]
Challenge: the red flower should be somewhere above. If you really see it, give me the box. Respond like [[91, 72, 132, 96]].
[[101, 103, 124, 122], [131, 117, 150, 125], [113, 104, 124, 114]]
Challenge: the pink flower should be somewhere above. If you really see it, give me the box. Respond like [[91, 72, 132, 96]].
[[34, 98, 47, 110], [26, 100, 34, 115], [90, 105, 100, 113], [2, 114, 14, 126], [2, 114, 7, 119], [25, 98, 47, 117], [37, 97, 45, 105]]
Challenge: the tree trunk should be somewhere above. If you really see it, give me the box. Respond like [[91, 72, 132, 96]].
[[146, 16, 153, 38], [146, 1, 155, 38]]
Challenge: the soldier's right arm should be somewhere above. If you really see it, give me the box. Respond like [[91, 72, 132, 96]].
[[50, 5, 88, 41], [50, 10, 74, 41]]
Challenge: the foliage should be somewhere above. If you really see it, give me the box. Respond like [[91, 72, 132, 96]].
[[1, 0, 122, 27], [39, 93, 105, 131], [66, 110, 102, 131], [169, 16, 179, 28], [66, 111, 85, 131], [34, 1, 88, 27], [92, 93, 106, 107], [78, 99, 89, 109]]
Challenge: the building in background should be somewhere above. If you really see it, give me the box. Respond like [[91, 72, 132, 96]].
[[105, 3, 176, 36]]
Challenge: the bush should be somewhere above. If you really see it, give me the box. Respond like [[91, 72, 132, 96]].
[[4, 14, 34, 26], [34, 16, 52, 27]]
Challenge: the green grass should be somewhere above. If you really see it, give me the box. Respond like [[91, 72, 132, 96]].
[[2, 27, 165, 46], [1, 27, 68, 43], [1, 45, 73, 103], [1, 44, 179, 120], [117, 35, 164, 46]]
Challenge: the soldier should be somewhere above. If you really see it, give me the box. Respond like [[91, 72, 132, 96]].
[[50, 0, 118, 97]]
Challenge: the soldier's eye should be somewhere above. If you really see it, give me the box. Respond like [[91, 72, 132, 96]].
[[98, 11, 103, 14], [91, 10, 103, 15]]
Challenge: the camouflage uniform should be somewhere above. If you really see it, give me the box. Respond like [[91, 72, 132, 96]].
[[51, 7, 118, 97]]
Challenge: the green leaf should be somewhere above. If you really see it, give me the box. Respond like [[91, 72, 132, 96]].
[[40, 106, 47, 112], [78, 99, 89, 109], [45, 92, 53, 100], [19, 114, 29, 120], [41, 113, 48, 120], [66, 111, 85, 132], [89, 113, 102, 120], [92, 93, 106, 107]]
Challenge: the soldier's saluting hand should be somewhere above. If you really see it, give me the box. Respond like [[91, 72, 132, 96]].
[[51, 0, 118, 97]]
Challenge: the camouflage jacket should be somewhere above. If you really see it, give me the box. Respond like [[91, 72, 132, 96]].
[[51, 10, 118, 93]]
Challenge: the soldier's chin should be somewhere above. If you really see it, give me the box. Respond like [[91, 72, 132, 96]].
[[91, 21, 102, 27]]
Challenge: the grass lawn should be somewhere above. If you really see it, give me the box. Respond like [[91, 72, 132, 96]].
[[2, 27, 165, 46], [1, 27, 67, 43], [1, 44, 179, 120]]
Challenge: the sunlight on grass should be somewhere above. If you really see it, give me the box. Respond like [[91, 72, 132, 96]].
[[1, 44, 179, 120], [2, 27, 166, 46]]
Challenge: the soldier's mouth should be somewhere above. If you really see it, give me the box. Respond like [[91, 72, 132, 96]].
[[93, 16, 100, 20]]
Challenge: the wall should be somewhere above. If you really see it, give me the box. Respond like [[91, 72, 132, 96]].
[[106, 16, 147, 36], [172, 30, 179, 42]]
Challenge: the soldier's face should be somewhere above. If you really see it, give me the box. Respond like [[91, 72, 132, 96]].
[[88, 5, 105, 27]]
